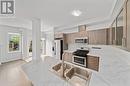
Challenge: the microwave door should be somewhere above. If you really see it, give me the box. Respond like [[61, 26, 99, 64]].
[[75, 39, 83, 43]]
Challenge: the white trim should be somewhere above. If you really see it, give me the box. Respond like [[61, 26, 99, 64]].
[[8, 51, 21, 53], [8, 32, 20, 35]]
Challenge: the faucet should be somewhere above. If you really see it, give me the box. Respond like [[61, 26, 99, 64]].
[[62, 53, 66, 78]]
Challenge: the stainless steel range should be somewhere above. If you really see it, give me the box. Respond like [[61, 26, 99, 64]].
[[72, 49, 89, 67]]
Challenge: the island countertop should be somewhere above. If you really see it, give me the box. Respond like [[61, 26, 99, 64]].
[[22, 45, 130, 86]]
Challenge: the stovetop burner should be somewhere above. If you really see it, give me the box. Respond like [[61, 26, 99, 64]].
[[73, 49, 89, 57]]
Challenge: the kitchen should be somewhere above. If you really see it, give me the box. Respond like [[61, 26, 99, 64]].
[[23, 3, 130, 85], [23, 1, 130, 85], [0, 0, 130, 86], [22, 45, 130, 86], [54, 25, 100, 71]]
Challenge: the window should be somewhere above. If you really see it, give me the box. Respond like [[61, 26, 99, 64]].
[[111, 9, 123, 46], [8, 33, 21, 52], [116, 9, 123, 46], [29, 40, 32, 52]]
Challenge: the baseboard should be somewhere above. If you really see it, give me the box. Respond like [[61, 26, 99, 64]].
[[24, 57, 32, 62], [1, 58, 22, 63]]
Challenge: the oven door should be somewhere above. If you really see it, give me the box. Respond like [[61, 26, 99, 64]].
[[73, 56, 86, 67]]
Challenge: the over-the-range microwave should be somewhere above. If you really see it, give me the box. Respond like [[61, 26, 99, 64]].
[[75, 37, 88, 43]]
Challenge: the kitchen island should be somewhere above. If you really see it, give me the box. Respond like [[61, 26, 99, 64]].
[[22, 45, 130, 86]]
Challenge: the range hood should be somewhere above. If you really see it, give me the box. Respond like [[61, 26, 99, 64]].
[[78, 25, 86, 32], [74, 25, 88, 43]]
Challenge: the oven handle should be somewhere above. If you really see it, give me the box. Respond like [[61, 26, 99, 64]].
[[73, 55, 87, 58]]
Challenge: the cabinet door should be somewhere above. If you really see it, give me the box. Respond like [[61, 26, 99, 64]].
[[63, 52, 73, 63], [127, 0, 130, 51], [78, 25, 86, 32], [66, 34, 73, 44], [87, 55, 99, 71], [88, 29, 107, 45]]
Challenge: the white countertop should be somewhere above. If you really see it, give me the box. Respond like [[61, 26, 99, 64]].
[[89, 45, 130, 86], [22, 45, 130, 86], [22, 57, 70, 86]]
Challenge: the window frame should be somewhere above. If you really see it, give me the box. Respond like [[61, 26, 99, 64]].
[[8, 33, 22, 53]]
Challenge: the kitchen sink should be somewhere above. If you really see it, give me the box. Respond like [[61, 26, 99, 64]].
[[52, 62, 72, 77], [65, 67, 92, 86], [52, 62, 92, 86]]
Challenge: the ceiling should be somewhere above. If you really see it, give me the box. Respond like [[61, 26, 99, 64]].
[[0, 0, 120, 31]]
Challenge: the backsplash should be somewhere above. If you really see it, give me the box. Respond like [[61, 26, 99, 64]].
[[68, 43, 88, 51]]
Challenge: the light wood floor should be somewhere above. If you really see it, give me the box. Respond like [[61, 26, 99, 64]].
[[0, 60, 32, 86]]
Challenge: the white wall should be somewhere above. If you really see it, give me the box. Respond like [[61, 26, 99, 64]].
[[23, 29, 32, 59], [26, 30, 46, 56], [0, 25, 29, 63], [0, 18, 32, 29], [41, 32, 46, 54]]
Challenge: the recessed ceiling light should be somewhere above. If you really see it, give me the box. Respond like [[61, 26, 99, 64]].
[[71, 10, 82, 17]]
